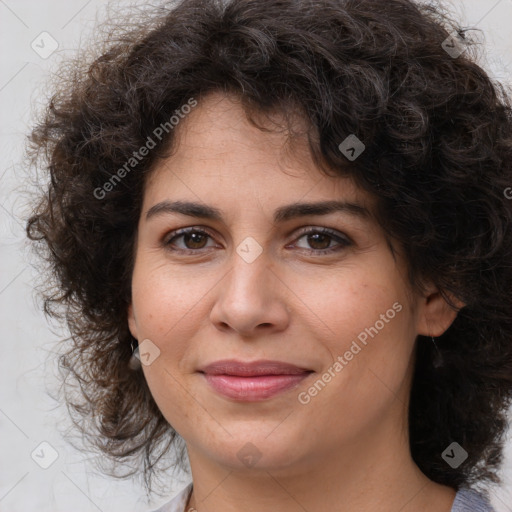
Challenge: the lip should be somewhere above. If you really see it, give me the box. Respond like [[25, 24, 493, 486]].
[[199, 359, 312, 376], [198, 359, 313, 401]]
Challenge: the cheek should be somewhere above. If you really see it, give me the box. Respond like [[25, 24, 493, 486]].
[[296, 264, 415, 394], [298, 298, 415, 443], [131, 259, 216, 345], [140, 362, 199, 438], [323, 269, 414, 376], [289, 263, 404, 343], [131, 261, 209, 429]]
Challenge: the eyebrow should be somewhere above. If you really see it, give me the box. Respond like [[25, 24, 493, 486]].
[[145, 199, 370, 223]]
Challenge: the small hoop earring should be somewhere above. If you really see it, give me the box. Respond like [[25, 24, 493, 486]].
[[128, 339, 141, 370]]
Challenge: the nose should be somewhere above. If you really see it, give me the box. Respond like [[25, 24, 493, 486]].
[[209, 248, 291, 338]]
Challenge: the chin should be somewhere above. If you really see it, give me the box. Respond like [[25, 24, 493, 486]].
[[202, 428, 309, 472]]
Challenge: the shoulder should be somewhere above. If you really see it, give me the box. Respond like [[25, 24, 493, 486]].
[[451, 487, 496, 512], [148, 483, 193, 512]]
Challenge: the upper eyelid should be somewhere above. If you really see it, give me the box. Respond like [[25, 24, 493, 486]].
[[293, 226, 351, 239]]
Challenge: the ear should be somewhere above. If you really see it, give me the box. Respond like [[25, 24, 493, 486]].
[[416, 285, 465, 337], [127, 303, 139, 340]]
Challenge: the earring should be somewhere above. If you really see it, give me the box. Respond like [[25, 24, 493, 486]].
[[431, 336, 443, 368], [128, 339, 141, 370]]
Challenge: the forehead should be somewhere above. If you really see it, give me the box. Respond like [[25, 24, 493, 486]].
[[144, 91, 374, 212]]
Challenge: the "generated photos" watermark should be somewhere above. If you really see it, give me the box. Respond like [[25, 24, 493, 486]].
[[93, 97, 197, 200], [298, 301, 403, 404]]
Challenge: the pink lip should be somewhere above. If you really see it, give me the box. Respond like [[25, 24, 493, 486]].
[[199, 359, 313, 401]]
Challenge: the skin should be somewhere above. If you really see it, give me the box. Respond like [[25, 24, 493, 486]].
[[128, 91, 459, 512]]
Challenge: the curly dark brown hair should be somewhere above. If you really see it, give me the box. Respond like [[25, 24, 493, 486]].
[[25, 0, 512, 498]]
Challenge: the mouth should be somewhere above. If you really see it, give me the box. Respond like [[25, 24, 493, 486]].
[[198, 359, 314, 401]]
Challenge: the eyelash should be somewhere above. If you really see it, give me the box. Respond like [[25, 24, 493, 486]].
[[162, 226, 352, 255]]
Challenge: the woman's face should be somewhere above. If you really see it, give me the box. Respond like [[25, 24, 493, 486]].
[[128, 92, 455, 473]]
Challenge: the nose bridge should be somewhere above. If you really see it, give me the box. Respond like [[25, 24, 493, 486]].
[[228, 239, 272, 303], [210, 238, 290, 335]]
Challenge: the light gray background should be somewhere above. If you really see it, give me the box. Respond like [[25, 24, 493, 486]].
[[1, 0, 512, 511]]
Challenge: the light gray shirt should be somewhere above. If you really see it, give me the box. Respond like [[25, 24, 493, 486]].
[[149, 482, 496, 511]]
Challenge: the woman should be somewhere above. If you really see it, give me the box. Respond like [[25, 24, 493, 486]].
[[26, 0, 512, 511]]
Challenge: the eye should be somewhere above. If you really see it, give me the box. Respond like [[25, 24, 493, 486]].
[[290, 227, 352, 254], [163, 227, 218, 252], [162, 226, 352, 255]]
